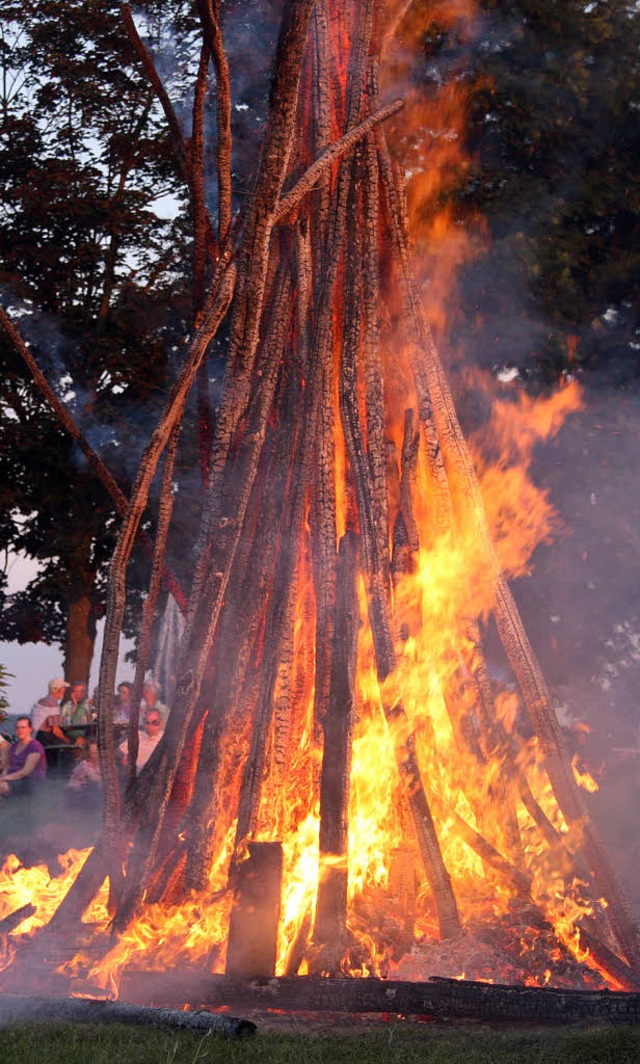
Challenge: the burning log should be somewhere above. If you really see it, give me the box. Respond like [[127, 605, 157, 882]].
[[312, 531, 360, 966], [226, 842, 283, 978], [0, 995, 255, 1038], [0, 905, 36, 936], [119, 972, 640, 1025], [384, 702, 461, 940]]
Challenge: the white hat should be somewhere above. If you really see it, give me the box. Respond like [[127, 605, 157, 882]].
[[48, 677, 69, 692]]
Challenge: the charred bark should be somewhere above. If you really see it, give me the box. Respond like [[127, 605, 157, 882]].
[[120, 972, 640, 1022], [312, 530, 360, 965]]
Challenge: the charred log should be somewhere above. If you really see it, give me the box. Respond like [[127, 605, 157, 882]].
[[120, 972, 640, 1023], [312, 531, 360, 965]]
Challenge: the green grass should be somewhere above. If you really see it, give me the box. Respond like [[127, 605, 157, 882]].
[[0, 1022, 639, 1064]]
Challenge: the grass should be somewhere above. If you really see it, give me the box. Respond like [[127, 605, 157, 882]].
[[0, 1022, 639, 1064]]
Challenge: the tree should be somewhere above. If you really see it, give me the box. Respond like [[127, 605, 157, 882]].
[[403, 0, 640, 380], [0, 0, 192, 679]]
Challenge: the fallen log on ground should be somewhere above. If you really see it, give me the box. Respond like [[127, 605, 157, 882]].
[[0, 994, 255, 1037], [119, 972, 640, 1024]]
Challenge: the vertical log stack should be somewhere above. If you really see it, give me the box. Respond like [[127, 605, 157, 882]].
[[14, 0, 638, 991]]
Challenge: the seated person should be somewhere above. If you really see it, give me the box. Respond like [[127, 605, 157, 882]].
[[118, 710, 164, 771], [36, 714, 77, 774], [30, 677, 69, 734], [142, 679, 170, 725], [66, 740, 102, 807], [0, 717, 46, 797], [113, 681, 132, 726], [60, 681, 91, 727], [0, 709, 9, 772]]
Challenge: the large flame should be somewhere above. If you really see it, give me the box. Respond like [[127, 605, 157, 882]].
[[0, 0, 621, 1000]]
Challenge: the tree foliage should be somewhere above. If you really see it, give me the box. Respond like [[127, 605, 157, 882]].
[[416, 0, 640, 379], [0, 0, 192, 678]]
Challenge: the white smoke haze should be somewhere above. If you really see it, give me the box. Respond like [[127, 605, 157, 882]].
[[1, 4, 639, 1011]]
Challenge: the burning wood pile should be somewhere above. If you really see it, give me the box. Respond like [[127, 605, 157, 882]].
[[2, 0, 640, 1008]]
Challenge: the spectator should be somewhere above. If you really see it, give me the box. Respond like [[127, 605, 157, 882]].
[[142, 679, 169, 725], [36, 714, 77, 774], [0, 717, 46, 797], [29, 677, 69, 734], [0, 707, 9, 772], [114, 682, 132, 726], [66, 740, 102, 807], [119, 709, 164, 771], [60, 681, 91, 727]]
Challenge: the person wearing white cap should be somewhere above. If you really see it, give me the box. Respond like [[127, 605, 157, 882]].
[[29, 677, 69, 734]]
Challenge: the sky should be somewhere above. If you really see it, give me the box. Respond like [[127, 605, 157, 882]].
[[1, 553, 133, 714]]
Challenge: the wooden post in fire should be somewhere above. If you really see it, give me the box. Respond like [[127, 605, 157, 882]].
[[226, 842, 283, 978], [311, 530, 360, 970]]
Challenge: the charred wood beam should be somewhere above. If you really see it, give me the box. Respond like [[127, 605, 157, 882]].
[[195, 0, 232, 247], [114, 263, 291, 923], [96, 267, 235, 903], [191, 43, 215, 484], [127, 425, 180, 783], [223, 0, 317, 388], [120, 972, 640, 1023], [0, 904, 35, 936], [362, 127, 391, 585], [185, 251, 291, 637], [578, 928, 640, 992], [340, 162, 394, 681], [462, 621, 554, 856], [229, 263, 336, 858], [313, 531, 360, 964], [384, 703, 461, 940], [182, 263, 296, 894], [273, 100, 403, 225], [447, 809, 531, 898], [0, 995, 255, 1037], [226, 842, 283, 978], [192, 41, 210, 317], [121, 5, 190, 181], [183, 417, 297, 892], [392, 408, 420, 587]]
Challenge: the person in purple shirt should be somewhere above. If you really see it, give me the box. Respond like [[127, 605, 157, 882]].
[[0, 717, 46, 798]]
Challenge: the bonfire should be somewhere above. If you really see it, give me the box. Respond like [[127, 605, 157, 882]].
[[1, 0, 639, 1020]]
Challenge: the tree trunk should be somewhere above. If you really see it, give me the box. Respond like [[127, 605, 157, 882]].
[[64, 580, 97, 683]]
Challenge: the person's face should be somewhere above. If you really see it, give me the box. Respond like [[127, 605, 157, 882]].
[[51, 685, 66, 700], [143, 685, 155, 705], [117, 685, 131, 703], [71, 684, 86, 704], [16, 720, 32, 741], [143, 713, 162, 737]]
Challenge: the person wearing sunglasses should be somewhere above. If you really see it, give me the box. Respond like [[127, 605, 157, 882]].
[[118, 709, 164, 771]]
